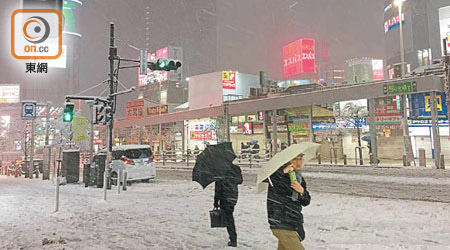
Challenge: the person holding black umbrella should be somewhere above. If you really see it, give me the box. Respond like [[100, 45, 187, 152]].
[[214, 173, 242, 247], [192, 142, 243, 247]]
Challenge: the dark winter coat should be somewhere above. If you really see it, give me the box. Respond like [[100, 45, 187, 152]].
[[214, 173, 243, 208], [266, 164, 311, 232]]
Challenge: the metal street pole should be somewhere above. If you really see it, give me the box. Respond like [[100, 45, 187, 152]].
[[159, 81, 162, 153], [224, 104, 230, 142], [430, 91, 441, 169], [23, 123, 28, 176], [88, 103, 94, 166], [398, 2, 413, 166], [398, 3, 405, 77], [43, 102, 51, 180], [356, 117, 363, 165], [368, 98, 378, 166], [444, 37, 449, 170], [104, 22, 116, 201], [29, 119, 35, 179], [308, 106, 313, 142], [272, 109, 278, 155]]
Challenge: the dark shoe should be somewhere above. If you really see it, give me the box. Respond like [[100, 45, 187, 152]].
[[227, 241, 237, 247]]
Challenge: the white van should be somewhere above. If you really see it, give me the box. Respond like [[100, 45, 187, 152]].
[[106, 145, 156, 184]]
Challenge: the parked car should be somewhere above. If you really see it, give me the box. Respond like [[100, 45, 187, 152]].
[[96, 145, 156, 185]]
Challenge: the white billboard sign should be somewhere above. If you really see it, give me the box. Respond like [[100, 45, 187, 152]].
[[0, 85, 20, 104]]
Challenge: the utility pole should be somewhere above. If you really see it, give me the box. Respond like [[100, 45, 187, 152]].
[[24, 122, 28, 176], [86, 101, 95, 166], [444, 38, 450, 170], [104, 22, 117, 200], [272, 109, 278, 155], [430, 91, 441, 169], [29, 119, 35, 179], [368, 98, 378, 166], [224, 104, 230, 142], [43, 102, 51, 180], [356, 117, 363, 166], [159, 81, 162, 153], [397, 0, 412, 166], [308, 106, 313, 142]]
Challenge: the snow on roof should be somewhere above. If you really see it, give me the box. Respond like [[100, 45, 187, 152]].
[[174, 102, 189, 110], [63, 149, 81, 153], [97, 144, 151, 154]]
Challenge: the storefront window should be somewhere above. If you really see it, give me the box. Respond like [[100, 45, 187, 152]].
[[232, 116, 238, 125]]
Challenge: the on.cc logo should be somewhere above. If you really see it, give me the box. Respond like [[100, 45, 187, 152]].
[[22, 16, 50, 44], [11, 9, 62, 60]]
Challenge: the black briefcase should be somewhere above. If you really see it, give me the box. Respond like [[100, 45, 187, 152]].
[[209, 208, 226, 228]]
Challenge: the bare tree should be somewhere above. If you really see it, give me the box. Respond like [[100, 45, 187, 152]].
[[335, 102, 368, 165]]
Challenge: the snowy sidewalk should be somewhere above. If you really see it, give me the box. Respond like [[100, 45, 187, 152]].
[[1, 176, 450, 250]]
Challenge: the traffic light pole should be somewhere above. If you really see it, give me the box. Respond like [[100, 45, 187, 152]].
[[64, 22, 180, 200], [444, 38, 449, 170], [29, 119, 35, 179], [103, 22, 117, 200]]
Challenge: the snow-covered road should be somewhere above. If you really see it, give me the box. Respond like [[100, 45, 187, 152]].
[[1, 176, 449, 250]]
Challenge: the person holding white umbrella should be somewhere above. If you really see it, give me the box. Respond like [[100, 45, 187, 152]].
[[256, 142, 320, 250]]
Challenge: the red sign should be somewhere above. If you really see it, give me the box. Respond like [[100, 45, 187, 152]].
[[258, 111, 264, 121], [243, 122, 253, 135], [222, 71, 236, 89], [283, 39, 316, 78], [372, 60, 385, 81], [301, 39, 316, 73], [126, 99, 145, 120], [375, 97, 401, 116]]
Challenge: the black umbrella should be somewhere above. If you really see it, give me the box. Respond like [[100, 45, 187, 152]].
[[192, 142, 241, 189]]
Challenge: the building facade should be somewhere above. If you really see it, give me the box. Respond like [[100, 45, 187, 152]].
[[383, 0, 450, 74]]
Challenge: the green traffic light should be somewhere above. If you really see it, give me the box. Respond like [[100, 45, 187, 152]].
[[158, 59, 168, 69], [63, 112, 73, 122], [63, 102, 75, 122]]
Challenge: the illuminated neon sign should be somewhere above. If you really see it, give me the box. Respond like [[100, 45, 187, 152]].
[[384, 13, 405, 33], [283, 38, 316, 78]]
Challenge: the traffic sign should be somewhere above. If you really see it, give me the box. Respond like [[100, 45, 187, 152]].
[[383, 81, 417, 95], [21, 101, 37, 120], [36, 105, 48, 118], [73, 118, 88, 142]]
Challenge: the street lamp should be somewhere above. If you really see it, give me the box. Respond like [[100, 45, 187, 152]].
[[395, 0, 412, 166], [394, 0, 405, 76]]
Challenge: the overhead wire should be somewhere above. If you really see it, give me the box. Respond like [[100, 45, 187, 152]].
[[74, 79, 108, 96]]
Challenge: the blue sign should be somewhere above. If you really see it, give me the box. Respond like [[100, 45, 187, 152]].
[[312, 124, 336, 130], [409, 118, 449, 127], [21, 101, 37, 120], [410, 92, 448, 117]]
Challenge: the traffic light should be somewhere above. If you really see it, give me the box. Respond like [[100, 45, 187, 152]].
[[93, 105, 104, 125], [62, 102, 74, 122], [103, 107, 112, 125], [149, 59, 182, 71]]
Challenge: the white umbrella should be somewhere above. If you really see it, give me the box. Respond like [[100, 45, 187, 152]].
[[256, 142, 320, 193]]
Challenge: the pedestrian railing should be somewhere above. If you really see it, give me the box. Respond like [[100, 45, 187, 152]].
[[152, 149, 271, 167]]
